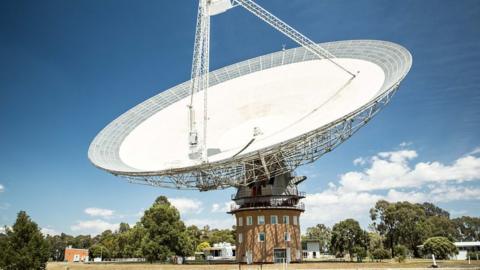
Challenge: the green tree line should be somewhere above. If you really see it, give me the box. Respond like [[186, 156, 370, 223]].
[[1, 198, 478, 268], [0, 196, 235, 268], [45, 196, 235, 262], [303, 200, 479, 261]]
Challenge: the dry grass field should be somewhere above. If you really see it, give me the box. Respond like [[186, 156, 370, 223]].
[[47, 260, 480, 270]]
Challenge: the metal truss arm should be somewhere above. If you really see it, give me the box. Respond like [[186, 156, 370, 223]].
[[233, 0, 356, 77]]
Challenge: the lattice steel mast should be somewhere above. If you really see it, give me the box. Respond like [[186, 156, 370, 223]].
[[188, 0, 210, 161]]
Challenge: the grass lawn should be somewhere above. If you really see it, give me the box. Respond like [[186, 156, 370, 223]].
[[47, 259, 480, 270]]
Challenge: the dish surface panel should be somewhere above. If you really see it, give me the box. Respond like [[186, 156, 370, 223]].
[[88, 40, 412, 182], [119, 58, 384, 171]]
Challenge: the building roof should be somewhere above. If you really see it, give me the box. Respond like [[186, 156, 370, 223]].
[[302, 239, 322, 242], [205, 246, 236, 251], [454, 241, 480, 247], [65, 247, 89, 251]]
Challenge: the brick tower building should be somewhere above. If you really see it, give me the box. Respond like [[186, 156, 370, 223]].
[[229, 172, 305, 263]]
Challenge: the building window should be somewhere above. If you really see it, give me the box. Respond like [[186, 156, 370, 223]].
[[239, 233, 243, 243], [258, 232, 265, 242], [246, 216, 253, 226], [293, 215, 298, 225], [283, 215, 289, 224], [270, 215, 278, 224], [284, 232, 291, 241], [258, 215, 265, 225], [238, 217, 243, 226]]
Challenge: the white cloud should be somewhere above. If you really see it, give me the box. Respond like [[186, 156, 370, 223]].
[[169, 198, 203, 214], [303, 184, 480, 229], [41, 227, 60, 236], [71, 220, 118, 235], [303, 188, 382, 227], [428, 185, 480, 202], [84, 207, 114, 218], [0, 226, 12, 234], [408, 155, 480, 183], [399, 141, 412, 148], [377, 149, 418, 163], [353, 157, 366, 166], [184, 217, 235, 229], [339, 150, 480, 192], [211, 202, 232, 213], [0, 184, 4, 192], [301, 146, 480, 228], [469, 147, 480, 156], [385, 185, 480, 204], [385, 189, 429, 203]]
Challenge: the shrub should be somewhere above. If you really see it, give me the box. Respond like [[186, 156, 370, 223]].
[[354, 246, 367, 262], [394, 245, 408, 262], [196, 241, 210, 252], [467, 251, 480, 260], [422, 237, 458, 260], [371, 248, 391, 262]]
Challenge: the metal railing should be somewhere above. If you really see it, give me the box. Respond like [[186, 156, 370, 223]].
[[232, 187, 305, 200], [230, 202, 305, 212]]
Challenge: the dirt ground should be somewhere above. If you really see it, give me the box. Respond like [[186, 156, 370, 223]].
[[47, 260, 480, 270]]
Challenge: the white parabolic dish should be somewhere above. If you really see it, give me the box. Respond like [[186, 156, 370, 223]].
[[89, 40, 412, 190]]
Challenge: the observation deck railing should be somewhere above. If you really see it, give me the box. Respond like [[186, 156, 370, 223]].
[[229, 202, 305, 212], [231, 187, 305, 200]]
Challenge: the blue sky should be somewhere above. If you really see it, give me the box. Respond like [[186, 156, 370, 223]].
[[1, 0, 479, 236]]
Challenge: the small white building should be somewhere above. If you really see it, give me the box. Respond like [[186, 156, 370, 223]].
[[303, 240, 321, 259], [204, 242, 236, 261], [453, 241, 480, 260], [302, 240, 336, 260]]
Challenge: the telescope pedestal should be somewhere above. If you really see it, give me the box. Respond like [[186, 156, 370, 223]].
[[228, 173, 305, 263]]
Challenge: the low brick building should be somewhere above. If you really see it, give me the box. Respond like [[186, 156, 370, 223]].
[[64, 246, 89, 262]]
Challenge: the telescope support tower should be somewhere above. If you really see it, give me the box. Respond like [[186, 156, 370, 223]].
[[229, 172, 305, 263]]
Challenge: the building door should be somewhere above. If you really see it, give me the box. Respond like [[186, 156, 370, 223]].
[[274, 249, 286, 263], [246, 250, 253, 264]]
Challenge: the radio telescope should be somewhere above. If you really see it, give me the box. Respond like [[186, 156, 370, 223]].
[[88, 0, 411, 263]]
